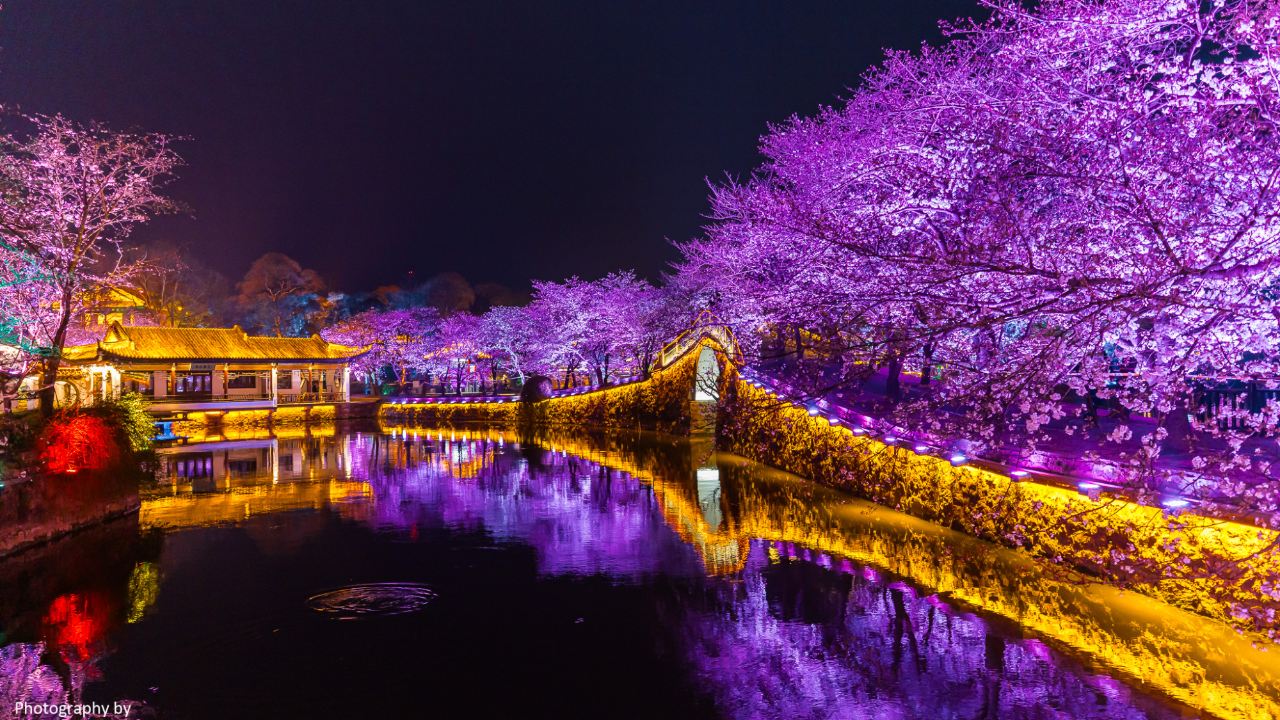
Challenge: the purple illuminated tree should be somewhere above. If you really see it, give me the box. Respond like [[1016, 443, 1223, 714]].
[[684, 0, 1280, 519], [324, 307, 439, 388], [0, 116, 182, 416]]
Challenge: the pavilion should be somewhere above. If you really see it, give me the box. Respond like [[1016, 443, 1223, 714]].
[[55, 322, 368, 415]]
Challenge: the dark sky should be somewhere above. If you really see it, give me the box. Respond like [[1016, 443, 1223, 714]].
[[0, 0, 982, 293]]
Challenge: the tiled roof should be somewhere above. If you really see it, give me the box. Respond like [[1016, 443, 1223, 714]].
[[62, 323, 367, 363]]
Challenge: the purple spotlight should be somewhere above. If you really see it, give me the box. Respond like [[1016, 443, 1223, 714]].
[[950, 454, 966, 464], [828, 417, 840, 426], [1010, 469, 1029, 478], [1162, 498, 1190, 509], [884, 436, 897, 444], [914, 445, 928, 453]]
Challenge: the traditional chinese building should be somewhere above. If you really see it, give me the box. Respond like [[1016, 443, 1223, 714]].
[[58, 322, 367, 415]]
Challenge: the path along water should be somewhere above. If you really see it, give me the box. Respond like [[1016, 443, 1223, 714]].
[[0, 423, 1274, 719]]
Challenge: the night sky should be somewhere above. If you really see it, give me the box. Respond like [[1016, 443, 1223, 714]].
[[0, 1, 982, 293]]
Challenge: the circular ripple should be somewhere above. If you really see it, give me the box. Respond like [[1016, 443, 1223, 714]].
[[306, 583, 436, 618]]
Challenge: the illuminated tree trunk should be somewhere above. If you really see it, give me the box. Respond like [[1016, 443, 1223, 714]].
[[920, 343, 934, 387], [39, 285, 75, 418], [885, 351, 902, 403], [1162, 387, 1195, 454]]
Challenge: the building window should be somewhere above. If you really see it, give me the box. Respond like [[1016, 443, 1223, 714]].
[[227, 372, 257, 389], [172, 454, 213, 478], [277, 373, 293, 390], [227, 459, 258, 475], [176, 373, 211, 394], [121, 371, 153, 396]]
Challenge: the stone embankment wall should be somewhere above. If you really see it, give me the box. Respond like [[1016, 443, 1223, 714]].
[[716, 376, 1280, 645], [171, 400, 382, 433], [0, 467, 141, 558], [381, 344, 704, 435]]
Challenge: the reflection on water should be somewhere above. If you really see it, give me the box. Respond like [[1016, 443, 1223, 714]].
[[678, 546, 1170, 719], [0, 424, 1268, 719], [306, 584, 436, 617]]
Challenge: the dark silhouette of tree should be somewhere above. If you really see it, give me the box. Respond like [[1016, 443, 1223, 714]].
[[234, 252, 325, 337]]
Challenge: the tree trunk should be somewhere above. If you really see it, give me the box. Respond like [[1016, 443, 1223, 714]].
[[39, 286, 76, 418], [1162, 387, 1195, 454], [1083, 389, 1100, 428], [885, 352, 903, 403], [920, 343, 935, 387], [794, 325, 805, 360]]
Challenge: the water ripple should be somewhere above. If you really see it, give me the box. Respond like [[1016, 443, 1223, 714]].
[[306, 583, 436, 618]]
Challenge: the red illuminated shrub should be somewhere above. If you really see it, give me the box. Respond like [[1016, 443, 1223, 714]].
[[37, 412, 122, 474]]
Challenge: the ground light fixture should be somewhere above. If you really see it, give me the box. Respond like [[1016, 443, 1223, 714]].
[[1162, 498, 1191, 509], [949, 455, 967, 465], [1010, 470, 1029, 479], [914, 445, 929, 453], [1077, 482, 1102, 497], [828, 417, 841, 426], [884, 436, 897, 444]]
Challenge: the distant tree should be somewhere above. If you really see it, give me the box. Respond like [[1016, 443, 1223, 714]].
[[0, 115, 182, 416], [124, 242, 230, 327], [473, 282, 530, 313], [424, 272, 475, 315], [234, 252, 325, 337], [527, 272, 666, 385]]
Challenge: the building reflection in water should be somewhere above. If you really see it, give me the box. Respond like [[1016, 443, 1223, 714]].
[[127, 423, 1279, 719]]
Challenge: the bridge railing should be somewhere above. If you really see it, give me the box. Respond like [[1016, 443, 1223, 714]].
[[658, 323, 736, 369]]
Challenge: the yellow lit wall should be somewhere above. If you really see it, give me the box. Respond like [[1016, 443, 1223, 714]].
[[718, 379, 1280, 647]]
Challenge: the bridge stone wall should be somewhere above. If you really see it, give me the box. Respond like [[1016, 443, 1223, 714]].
[[380, 335, 733, 436], [715, 375, 1280, 650]]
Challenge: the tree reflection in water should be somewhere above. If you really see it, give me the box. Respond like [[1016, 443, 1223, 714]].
[[674, 544, 1175, 720], [341, 427, 1190, 718], [9, 425, 1215, 718]]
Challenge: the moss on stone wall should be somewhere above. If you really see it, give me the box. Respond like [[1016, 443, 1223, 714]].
[[382, 338, 716, 435], [717, 377, 1280, 643]]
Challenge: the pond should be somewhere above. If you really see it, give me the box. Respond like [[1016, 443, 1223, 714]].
[[0, 424, 1223, 718]]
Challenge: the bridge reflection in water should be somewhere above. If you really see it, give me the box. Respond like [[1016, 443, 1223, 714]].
[[137, 423, 1279, 720]]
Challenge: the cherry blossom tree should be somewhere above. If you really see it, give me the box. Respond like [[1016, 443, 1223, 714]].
[[478, 305, 541, 385], [524, 272, 673, 386], [324, 307, 439, 389], [678, 0, 1280, 637], [0, 241, 57, 408], [0, 116, 182, 416], [422, 313, 483, 394], [685, 0, 1280, 516]]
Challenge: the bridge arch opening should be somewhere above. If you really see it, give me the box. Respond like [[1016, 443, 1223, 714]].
[[694, 345, 720, 402]]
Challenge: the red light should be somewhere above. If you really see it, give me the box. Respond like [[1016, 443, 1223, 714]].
[[45, 593, 107, 663], [38, 413, 122, 474]]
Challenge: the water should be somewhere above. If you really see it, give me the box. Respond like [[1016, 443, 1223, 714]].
[[0, 425, 1205, 719]]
